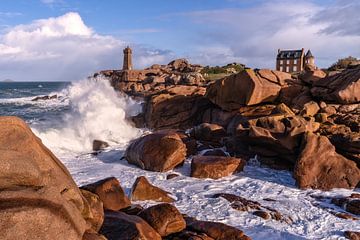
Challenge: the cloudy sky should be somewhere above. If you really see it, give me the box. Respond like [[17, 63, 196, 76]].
[[0, 0, 359, 81]]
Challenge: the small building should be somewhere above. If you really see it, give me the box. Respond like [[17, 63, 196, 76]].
[[276, 48, 315, 73]]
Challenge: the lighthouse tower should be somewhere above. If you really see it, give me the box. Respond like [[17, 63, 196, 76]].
[[123, 46, 133, 70]]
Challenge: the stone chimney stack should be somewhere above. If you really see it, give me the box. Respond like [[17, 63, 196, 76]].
[[123, 46, 133, 70]]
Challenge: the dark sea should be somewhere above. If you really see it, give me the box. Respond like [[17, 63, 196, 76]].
[[0, 82, 71, 124]]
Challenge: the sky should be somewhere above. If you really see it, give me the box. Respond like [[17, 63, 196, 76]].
[[0, 0, 359, 81]]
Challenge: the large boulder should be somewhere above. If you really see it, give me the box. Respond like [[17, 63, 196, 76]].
[[100, 211, 161, 240], [187, 219, 250, 240], [130, 176, 174, 202], [294, 132, 360, 190], [206, 69, 290, 110], [125, 131, 187, 172], [139, 203, 186, 237], [191, 156, 245, 179], [311, 65, 360, 104], [144, 85, 211, 129], [0, 117, 89, 240], [81, 177, 131, 211]]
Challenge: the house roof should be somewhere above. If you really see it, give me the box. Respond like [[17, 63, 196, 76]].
[[305, 50, 313, 58], [277, 49, 303, 59]]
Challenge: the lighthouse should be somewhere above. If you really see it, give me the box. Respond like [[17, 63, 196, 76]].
[[123, 46, 133, 70]]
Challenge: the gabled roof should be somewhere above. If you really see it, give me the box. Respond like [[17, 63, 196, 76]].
[[305, 50, 313, 58], [277, 49, 303, 59]]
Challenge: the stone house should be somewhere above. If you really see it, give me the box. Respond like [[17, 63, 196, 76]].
[[276, 48, 314, 73]]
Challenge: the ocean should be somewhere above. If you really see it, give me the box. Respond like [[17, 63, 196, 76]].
[[0, 78, 358, 239]]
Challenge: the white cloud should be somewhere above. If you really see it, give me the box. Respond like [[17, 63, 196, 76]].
[[182, 0, 360, 68], [0, 12, 174, 81]]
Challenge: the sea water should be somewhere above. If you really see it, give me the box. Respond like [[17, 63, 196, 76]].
[[0, 78, 358, 240]]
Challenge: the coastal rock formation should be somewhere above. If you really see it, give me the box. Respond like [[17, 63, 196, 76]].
[[81, 177, 131, 211], [92, 140, 109, 151], [205, 69, 290, 110], [189, 123, 227, 144], [186, 219, 251, 240], [130, 176, 174, 202], [138, 203, 186, 237], [125, 131, 187, 172], [98, 59, 205, 98], [294, 133, 360, 190], [0, 117, 89, 240], [299, 65, 326, 84], [81, 189, 104, 232], [143, 85, 211, 129], [191, 156, 245, 179], [311, 65, 360, 104], [100, 211, 162, 240]]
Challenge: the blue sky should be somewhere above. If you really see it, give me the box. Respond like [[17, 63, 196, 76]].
[[0, 0, 359, 81]]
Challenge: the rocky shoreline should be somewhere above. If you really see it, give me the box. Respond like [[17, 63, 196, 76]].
[[1, 59, 360, 239]]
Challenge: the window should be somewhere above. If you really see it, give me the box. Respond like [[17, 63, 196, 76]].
[[293, 66, 297, 72], [286, 60, 290, 64], [280, 66, 283, 71], [294, 59, 297, 64], [280, 60, 283, 64], [286, 66, 290, 72]]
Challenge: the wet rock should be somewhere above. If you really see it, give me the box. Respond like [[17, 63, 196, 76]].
[[31, 94, 58, 101], [253, 210, 271, 220], [125, 131, 187, 172], [167, 174, 180, 180], [130, 176, 174, 203], [0, 117, 89, 240], [202, 148, 228, 157], [139, 203, 186, 236], [294, 132, 360, 190], [346, 200, 360, 215], [335, 212, 359, 220], [345, 231, 360, 240], [81, 177, 131, 211], [213, 193, 291, 223], [99, 210, 161, 240], [92, 140, 109, 151], [187, 219, 251, 240], [191, 156, 245, 179]]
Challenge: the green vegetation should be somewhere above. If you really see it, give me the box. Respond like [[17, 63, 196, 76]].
[[328, 56, 359, 71], [201, 63, 245, 81]]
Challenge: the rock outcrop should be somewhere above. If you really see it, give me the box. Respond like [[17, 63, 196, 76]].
[[81, 177, 131, 211], [294, 133, 360, 190], [0, 117, 90, 240], [206, 69, 290, 110], [138, 203, 186, 237], [125, 131, 187, 172], [100, 211, 162, 240], [143, 85, 211, 129], [311, 65, 360, 104], [130, 176, 174, 202], [191, 156, 245, 179]]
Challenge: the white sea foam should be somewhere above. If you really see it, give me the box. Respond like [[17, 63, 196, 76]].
[[32, 76, 142, 153]]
